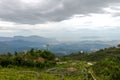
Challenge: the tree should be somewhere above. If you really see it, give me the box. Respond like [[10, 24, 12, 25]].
[[14, 51, 18, 56], [7, 52, 12, 57], [117, 44, 120, 48]]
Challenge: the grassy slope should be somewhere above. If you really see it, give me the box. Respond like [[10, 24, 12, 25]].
[[0, 60, 93, 80]]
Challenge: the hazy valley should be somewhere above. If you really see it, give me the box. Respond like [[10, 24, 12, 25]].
[[0, 36, 120, 56]]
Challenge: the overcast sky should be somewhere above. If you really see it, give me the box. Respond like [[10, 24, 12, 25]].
[[0, 0, 120, 41]]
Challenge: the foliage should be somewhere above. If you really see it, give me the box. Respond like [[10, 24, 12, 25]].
[[0, 45, 120, 80], [63, 46, 120, 80], [0, 49, 56, 68], [92, 56, 120, 80], [64, 46, 120, 62]]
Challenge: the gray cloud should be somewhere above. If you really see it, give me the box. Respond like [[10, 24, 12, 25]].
[[0, 0, 120, 24], [0, 26, 8, 30]]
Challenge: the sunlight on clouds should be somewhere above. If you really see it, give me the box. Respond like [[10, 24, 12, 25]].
[[89, 14, 113, 28], [58, 14, 118, 30], [0, 21, 15, 27], [104, 6, 120, 13]]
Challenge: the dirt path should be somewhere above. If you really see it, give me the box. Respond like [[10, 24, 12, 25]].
[[89, 71, 97, 80]]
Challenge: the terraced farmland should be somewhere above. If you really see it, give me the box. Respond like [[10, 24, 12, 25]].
[[0, 61, 94, 80]]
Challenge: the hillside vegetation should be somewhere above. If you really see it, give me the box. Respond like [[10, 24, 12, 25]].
[[63, 46, 120, 61], [0, 45, 120, 80], [92, 56, 120, 80], [0, 48, 56, 68], [63, 45, 120, 80]]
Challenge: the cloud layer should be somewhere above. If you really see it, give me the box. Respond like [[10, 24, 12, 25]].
[[0, 0, 120, 24], [0, 0, 120, 41]]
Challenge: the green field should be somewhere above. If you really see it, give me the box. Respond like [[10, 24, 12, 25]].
[[0, 61, 93, 80]]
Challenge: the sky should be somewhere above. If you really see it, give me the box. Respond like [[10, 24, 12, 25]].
[[0, 0, 120, 41]]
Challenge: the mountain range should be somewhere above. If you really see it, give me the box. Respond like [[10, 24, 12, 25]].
[[0, 36, 120, 56]]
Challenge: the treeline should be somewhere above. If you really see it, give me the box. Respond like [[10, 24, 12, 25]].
[[0, 48, 56, 68]]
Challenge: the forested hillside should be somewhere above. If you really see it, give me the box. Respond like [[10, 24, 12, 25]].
[[63, 45, 120, 80], [0, 49, 56, 68], [64, 45, 120, 61], [0, 45, 120, 80]]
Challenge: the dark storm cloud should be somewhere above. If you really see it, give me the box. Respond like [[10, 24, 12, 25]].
[[0, 0, 120, 24]]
